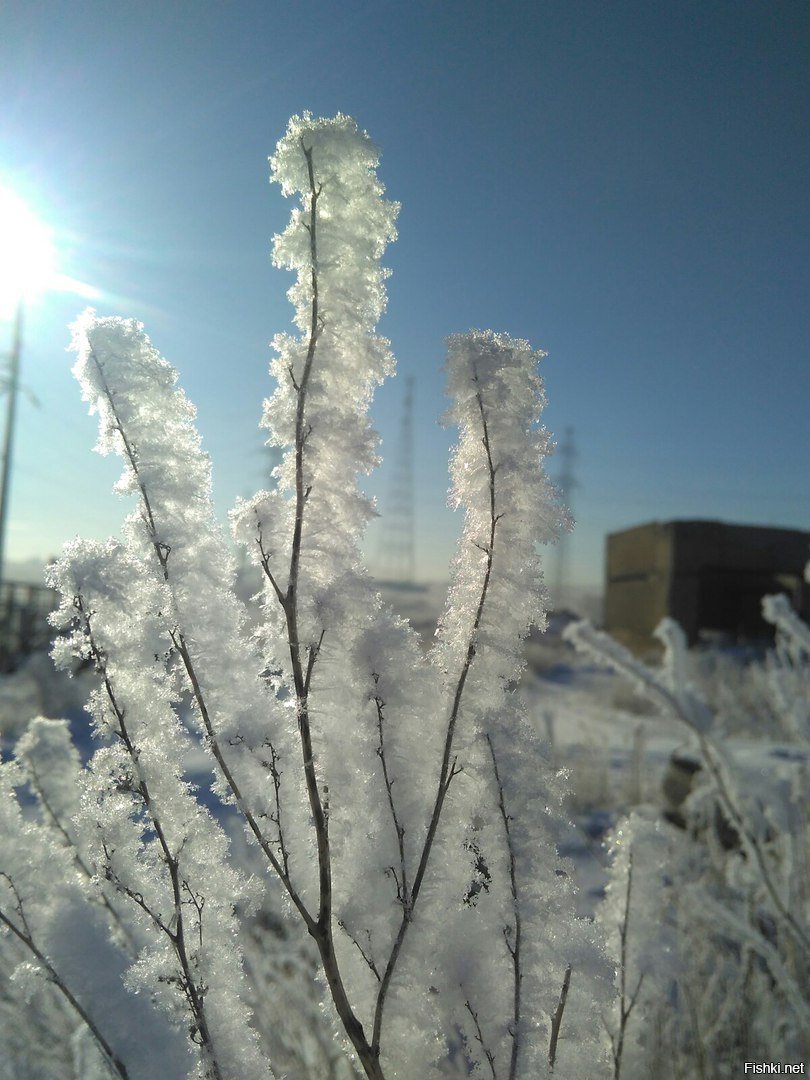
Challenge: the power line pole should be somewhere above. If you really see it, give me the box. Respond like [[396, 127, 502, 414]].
[[551, 424, 577, 609], [0, 301, 23, 586], [378, 376, 416, 585]]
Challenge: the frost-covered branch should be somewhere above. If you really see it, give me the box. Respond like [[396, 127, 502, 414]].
[[762, 593, 810, 658], [339, 920, 381, 983], [437, 375, 502, 792], [278, 137, 333, 940], [263, 124, 384, 1078], [70, 316, 317, 950], [0, 900, 130, 1080], [692, 891, 810, 1029], [32, 111, 620, 1079], [0, 767, 135, 1079], [73, 593, 223, 1079], [372, 675, 408, 907], [565, 617, 810, 956], [15, 719, 138, 954], [463, 997, 497, 1079], [485, 732, 522, 1080], [609, 848, 644, 1080], [49, 536, 270, 1079], [370, 357, 507, 1057], [547, 965, 572, 1072]]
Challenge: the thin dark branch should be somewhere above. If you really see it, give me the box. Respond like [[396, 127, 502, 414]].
[[282, 143, 332, 929], [548, 965, 572, 1071], [255, 523, 287, 608], [485, 733, 522, 1080], [612, 849, 642, 1080], [260, 738, 290, 878], [181, 880, 206, 951], [0, 872, 32, 939], [338, 920, 381, 982], [100, 843, 173, 939], [25, 765, 77, 851], [464, 998, 497, 1079], [304, 629, 326, 697], [619, 849, 633, 1025], [372, 675, 408, 906], [372, 372, 499, 1056], [0, 893, 130, 1079], [88, 349, 169, 583], [167, 626, 316, 933]]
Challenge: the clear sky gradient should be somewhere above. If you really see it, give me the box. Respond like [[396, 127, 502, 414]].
[[0, 1, 808, 592]]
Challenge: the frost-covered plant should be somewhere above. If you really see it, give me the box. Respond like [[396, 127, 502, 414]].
[[0, 114, 612, 1079], [566, 610, 810, 1070], [597, 810, 676, 1079], [760, 592, 810, 745], [0, 722, 190, 1079]]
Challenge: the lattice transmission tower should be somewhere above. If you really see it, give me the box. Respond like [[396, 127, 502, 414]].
[[377, 376, 416, 585]]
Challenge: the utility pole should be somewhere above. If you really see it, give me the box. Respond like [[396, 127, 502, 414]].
[[378, 376, 416, 585], [0, 300, 22, 586], [551, 425, 577, 609]]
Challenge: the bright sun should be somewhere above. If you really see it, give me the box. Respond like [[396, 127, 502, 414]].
[[0, 186, 58, 318]]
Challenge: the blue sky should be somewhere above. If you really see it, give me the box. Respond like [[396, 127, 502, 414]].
[[0, 1, 808, 591]]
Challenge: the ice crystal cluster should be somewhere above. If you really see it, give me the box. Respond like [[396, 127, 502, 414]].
[[0, 114, 614, 1079]]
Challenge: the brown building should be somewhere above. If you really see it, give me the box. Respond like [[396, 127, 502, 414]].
[[604, 520, 810, 651]]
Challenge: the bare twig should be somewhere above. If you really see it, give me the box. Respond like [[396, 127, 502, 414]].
[[259, 738, 290, 878], [304, 629, 326, 697], [100, 841, 173, 939], [548, 965, 572, 1071], [0, 872, 32, 939], [485, 733, 522, 1080], [372, 674, 408, 906], [463, 998, 497, 1079], [255, 521, 286, 608], [181, 880, 206, 951], [338, 920, 381, 982]]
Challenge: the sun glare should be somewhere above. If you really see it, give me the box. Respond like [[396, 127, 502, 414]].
[[0, 186, 58, 317]]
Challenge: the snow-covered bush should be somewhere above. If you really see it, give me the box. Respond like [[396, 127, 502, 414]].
[[566, 605, 810, 1075], [0, 114, 613, 1079]]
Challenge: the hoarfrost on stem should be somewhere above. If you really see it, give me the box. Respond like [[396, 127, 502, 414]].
[[1, 112, 616, 1080]]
